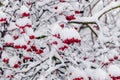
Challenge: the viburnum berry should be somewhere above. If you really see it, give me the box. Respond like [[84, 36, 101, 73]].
[[13, 35, 19, 39], [114, 56, 118, 60], [116, 76, 120, 79], [27, 41, 31, 45], [14, 64, 19, 68], [29, 35, 35, 39], [21, 45, 27, 50], [18, 61, 21, 65], [109, 58, 114, 62], [54, 6, 58, 10], [73, 77, 84, 80], [83, 57, 88, 60], [27, 48, 32, 52], [23, 57, 31, 60], [14, 45, 21, 49], [31, 45, 37, 51], [65, 15, 76, 21], [59, 0, 66, 2], [59, 45, 68, 51], [0, 18, 6, 22], [74, 39, 81, 43], [53, 34, 60, 39], [36, 49, 43, 54], [3, 58, 9, 64], [10, 75, 14, 78], [60, 24, 64, 28], [63, 39, 71, 44], [22, 12, 30, 17], [52, 41, 58, 45], [26, 2, 31, 6], [0, 47, 3, 50], [5, 42, 14, 46], [75, 10, 80, 14]]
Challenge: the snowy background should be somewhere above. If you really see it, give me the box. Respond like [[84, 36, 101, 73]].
[[0, 0, 120, 80]]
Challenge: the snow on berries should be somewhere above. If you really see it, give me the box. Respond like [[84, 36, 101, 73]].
[[108, 65, 120, 80], [60, 28, 81, 45], [20, 5, 30, 17], [4, 34, 14, 46], [14, 37, 27, 49], [65, 15, 76, 21], [1, 52, 9, 64], [16, 18, 32, 29], [0, 11, 7, 23], [9, 56, 21, 68]]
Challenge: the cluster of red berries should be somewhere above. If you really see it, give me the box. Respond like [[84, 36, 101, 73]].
[[22, 12, 30, 17], [14, 45, 27, 50], [30, 45, 44, 54], [13, 61, 21, 68], [52, 41, 58, 45], [23, 56, 32, 61], [53, 34, 60, 39], [0, 18, 6, 22], [3, 58, 21, 68], [5, 42, 14, 46], [102, 55, 119, 66], [109, 56, 119, 62], [7, 75, 14, 79], [73, 77, 84, 80], [59, 0, 66, 2], [65, 15, 76, 21], [59, 45, 68, 51], [110, 75, 120, 80], [63, 38, 81, 45]]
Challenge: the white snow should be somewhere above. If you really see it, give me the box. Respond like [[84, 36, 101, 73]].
[[16, 18, 32, 27], [20, 5, 30, 14], [9, 56, 20, 67], [4, 34, 14, 43], [60, 28, 80, 40], [108, 65, 120, 77], [94, 68, 110, 80]]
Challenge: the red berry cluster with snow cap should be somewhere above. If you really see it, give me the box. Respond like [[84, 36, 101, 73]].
[[20, 5, 30, 17], [0, 12, 7, 23]]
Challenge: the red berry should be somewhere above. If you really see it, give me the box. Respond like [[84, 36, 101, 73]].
[[14, 45, 21, 49], [22, 12, 30, 17], [14, 64, 19, 68], [52, 41, 58, 45], [3, 58, 9, 64], [27, 48, 32, 52], [109, 59, 114, 62], [13, 35, 19, 39], [31, 45, 37, 51], [36, 49, 43, 54], [83, 57, 88, 60], [75, 10, 80, 14], [26, 2, 31, 6], [114, 56, 118, 60], [23, 57, 31, 60], [59, 0, 66, 2], [10, 75, 14, 78], [18, 61, 21, 65], [0, 47, 3, 50], [29, 35, 35, 39], [21, 45, 27, 49], [60, 24, 64, 28], [54, 6, 58, 10]]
